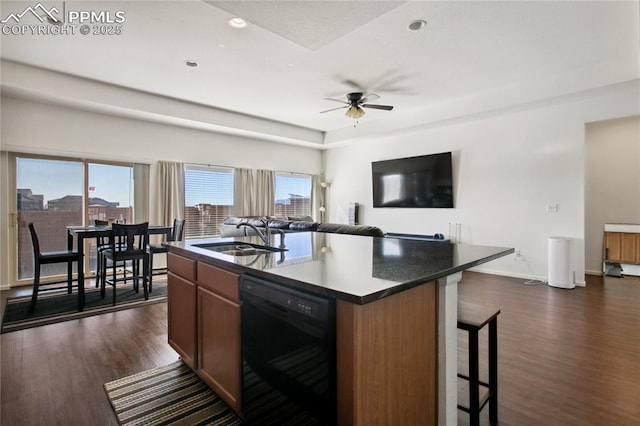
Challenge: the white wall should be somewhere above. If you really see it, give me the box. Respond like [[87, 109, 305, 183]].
[[0, 95, 322, 287], [323, 81, 640, 284], [585, 116, 640, 275]]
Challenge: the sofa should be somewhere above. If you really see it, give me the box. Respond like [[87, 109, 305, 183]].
[[219, 216, 385, 238]]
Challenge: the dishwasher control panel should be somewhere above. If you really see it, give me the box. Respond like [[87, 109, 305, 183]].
[[240, 276, 331, 321]]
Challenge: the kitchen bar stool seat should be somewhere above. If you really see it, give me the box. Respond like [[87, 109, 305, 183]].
[[457, 301, 500, 426]]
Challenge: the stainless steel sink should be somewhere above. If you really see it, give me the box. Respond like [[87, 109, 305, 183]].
[[193, 242, 286, 256]]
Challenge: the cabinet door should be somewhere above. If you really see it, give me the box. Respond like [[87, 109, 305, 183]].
[[167, 272, 197, 369], [197, 286, 242, 413], [604, 232, 622, 262], [621, 233, 638, 264]]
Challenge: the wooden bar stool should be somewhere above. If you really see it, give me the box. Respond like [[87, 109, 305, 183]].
[[457, 301, 500, 426]]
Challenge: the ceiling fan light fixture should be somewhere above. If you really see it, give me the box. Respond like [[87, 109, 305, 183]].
[[345, 105, 365, 119]]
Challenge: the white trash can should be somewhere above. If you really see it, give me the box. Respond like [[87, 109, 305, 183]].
[[548, 236, 574, 289]]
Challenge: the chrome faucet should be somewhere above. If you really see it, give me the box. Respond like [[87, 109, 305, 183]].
[[236, 217, 271, 245]]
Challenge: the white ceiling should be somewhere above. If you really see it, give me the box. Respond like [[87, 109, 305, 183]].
[[1, 0, 639, 146]]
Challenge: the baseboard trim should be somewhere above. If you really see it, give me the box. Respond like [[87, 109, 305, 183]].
[[468, 267, 546, 282], [469, 267, 590, 287]]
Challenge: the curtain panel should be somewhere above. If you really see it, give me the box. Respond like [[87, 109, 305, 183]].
[[156, 160, 185, 226], [234, 168, 275, 216], [133, 163, 150, 223], [311, 174, 325, 223]]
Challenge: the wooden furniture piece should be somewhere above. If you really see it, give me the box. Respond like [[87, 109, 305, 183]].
[[197, 262, 241, 414], [27, 222, 79, 313], [167, 253, 197, 369], [166, 252, 242, 414], [93, 219, 110, 288], [604, 231, 640, 264], [166, 250, 437, 424], [337, 282, 438, 425], [66, 224, 171, 310], [457, 301, 500, 426], [100, 222, 150, 306], [146, 218, 185, 291]]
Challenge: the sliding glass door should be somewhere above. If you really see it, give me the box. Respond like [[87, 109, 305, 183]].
[[12, 154, 137, 285], [86, 162, 135, 271], [16, 156, 83, 280]]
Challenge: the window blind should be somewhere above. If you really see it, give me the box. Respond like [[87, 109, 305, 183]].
[[184, 166, 234, 238]]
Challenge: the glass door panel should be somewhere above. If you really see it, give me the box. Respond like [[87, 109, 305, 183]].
[[87, 163, 134, 272], [16, 157, 83, 281]]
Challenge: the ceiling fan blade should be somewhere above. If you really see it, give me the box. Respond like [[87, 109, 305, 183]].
[[362, 104, 394, 111], [361, 93, 380, 103], [324, 97, 348, 104], [320, 106, 348, 114], [341, 79, 365, 90]]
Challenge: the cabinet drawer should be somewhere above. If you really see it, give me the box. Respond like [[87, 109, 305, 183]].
[[167, 253, 197, 281], [198, 262, 240, 301]]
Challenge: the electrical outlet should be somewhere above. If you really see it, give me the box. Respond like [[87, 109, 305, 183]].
[[513, 249, 526, 261]]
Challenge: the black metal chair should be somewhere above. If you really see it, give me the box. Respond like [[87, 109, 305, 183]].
[[457, 302, 500, 426], [100, 222, 149, 306], [93, 219, 110, 288], [146, 219, 185, 292], [27, 222, 78, 313]]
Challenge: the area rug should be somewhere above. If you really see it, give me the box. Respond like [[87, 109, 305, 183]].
[[1, 280, 167, 334], [104, 360, 242, 426]]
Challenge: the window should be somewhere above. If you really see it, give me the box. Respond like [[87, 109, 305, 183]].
[[184, 166, 234, 238], [274, 173, 312, 218], [13, 155, 138, 283]]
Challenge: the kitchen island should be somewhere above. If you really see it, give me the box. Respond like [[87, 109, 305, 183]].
[[165, 231, 513, 426]]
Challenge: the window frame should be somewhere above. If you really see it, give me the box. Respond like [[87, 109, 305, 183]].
[[184, 164, 235, 239], [274, 172, 313, 219]]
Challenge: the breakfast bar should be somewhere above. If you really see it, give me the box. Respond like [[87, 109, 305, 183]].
[[165, 231, 513, 425]]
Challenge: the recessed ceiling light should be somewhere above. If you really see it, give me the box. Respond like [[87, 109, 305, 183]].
[[408, 19, 427, 31], [185, 60, 198, 67], [228, 17, 247, 29]]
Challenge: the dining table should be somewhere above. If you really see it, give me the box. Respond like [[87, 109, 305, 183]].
[[66, 224, 172, 311]]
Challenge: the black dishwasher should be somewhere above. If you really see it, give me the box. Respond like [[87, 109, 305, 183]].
[[240, 275, 336, 426]]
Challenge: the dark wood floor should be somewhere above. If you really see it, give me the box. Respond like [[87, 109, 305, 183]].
[[1, 272, 639, 425], [457, 273, 640, 426]]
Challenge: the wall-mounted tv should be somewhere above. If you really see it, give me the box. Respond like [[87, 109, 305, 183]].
[[372, 152, 454, 208]]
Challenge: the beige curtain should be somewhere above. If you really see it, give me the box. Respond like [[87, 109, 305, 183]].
[[133, 163, 150, 223], [311, 174, 325, 223], [254, 169, 275, 216], [234, 168, 252, 216], [234, 168, 275, 216], [156, 160, 185, 226]]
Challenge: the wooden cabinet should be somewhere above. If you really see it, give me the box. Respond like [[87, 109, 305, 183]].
[[604, 232, 640, 264], [167, 253, 197, 369], [167, 253, 242, 413], [336, 282, 437, 426], [196, 263, 242, 414]]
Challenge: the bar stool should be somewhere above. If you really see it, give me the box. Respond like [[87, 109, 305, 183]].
[[457, 301, 500, 426]]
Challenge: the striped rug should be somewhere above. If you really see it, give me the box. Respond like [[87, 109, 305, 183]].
[[104, 360, 242, 426]]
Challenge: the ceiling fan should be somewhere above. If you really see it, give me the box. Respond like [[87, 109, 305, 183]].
[[320, 92, 394, 119]]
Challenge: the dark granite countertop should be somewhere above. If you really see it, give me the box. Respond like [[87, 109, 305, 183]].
[[166, 232, 513, 304]]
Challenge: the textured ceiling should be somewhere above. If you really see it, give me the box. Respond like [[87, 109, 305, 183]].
[[1, 0, 638, 145], [205, 1, 406, 50]]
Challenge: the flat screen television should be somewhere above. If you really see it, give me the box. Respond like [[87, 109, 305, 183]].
[[372, 152, 454, 208]]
